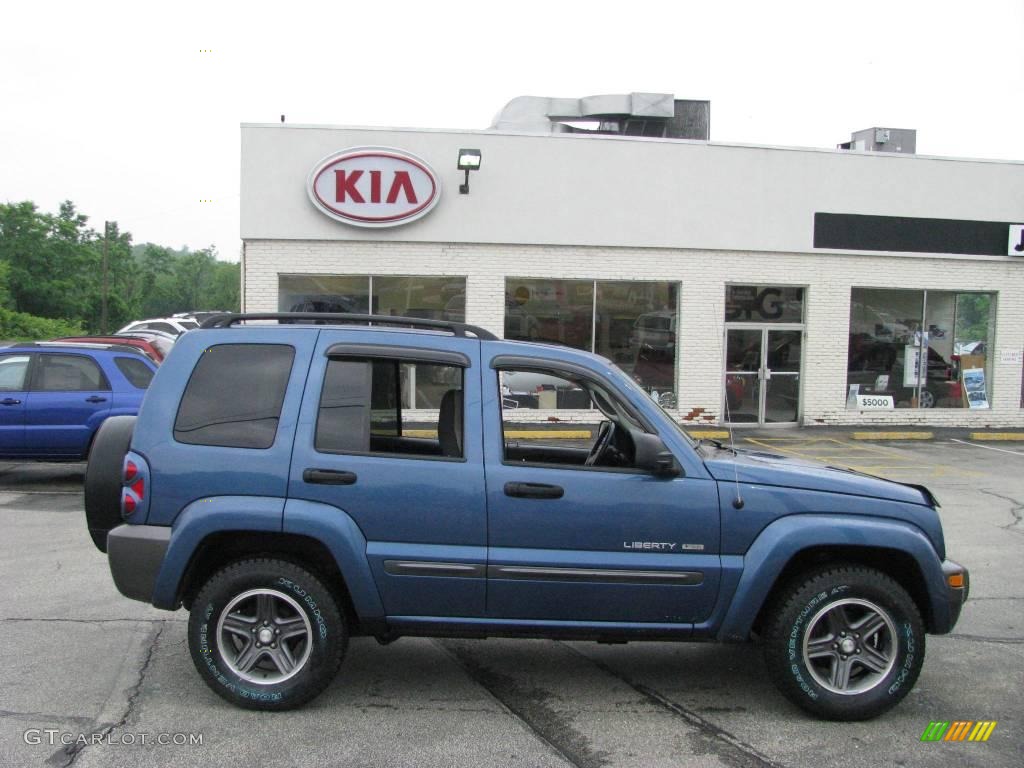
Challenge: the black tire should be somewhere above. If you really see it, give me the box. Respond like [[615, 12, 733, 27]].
[[84, 415, 136, 552], [188, 558, 346, 711], [762, 565, 925, 721]]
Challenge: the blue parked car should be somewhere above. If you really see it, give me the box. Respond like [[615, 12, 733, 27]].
[[84, 314, 968, 720], [0, 342, 156, 461]]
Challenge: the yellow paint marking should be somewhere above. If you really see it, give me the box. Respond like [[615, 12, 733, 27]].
[[851, 432, 934, 440], [686, 430, 730, 439], [969, 432, 1024, 441]]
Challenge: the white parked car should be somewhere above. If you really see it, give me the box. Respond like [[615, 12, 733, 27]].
[[117, 318, 200, 337]]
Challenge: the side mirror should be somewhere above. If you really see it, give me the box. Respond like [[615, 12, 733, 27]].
[[633, 431, 681, 477]]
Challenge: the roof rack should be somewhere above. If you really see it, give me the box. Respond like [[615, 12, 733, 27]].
[[199, 313, 498, 340]]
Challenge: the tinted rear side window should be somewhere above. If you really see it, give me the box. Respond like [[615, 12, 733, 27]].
[[174, 344, 294, 448], [115, 357, 154, 389]]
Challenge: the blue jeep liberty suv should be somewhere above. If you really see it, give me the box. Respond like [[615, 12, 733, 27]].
[[84, 313, 969, 720]]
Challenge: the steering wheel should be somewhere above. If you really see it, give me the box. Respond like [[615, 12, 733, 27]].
[[585, 420, 616, 466]]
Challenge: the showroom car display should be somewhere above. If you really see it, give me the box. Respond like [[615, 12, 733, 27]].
[[85, 313, 968, 720]]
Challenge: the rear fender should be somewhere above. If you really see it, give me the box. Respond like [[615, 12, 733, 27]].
[[150, 496, 385, 622], [716, 514, 949, 642]]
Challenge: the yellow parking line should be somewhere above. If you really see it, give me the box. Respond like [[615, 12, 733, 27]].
[[969, 432, 1024, 441], [686, 430, 731, 439], [507, 430, 592, 439], [405, 429, 593, 439], [851, 431, 934, 441]]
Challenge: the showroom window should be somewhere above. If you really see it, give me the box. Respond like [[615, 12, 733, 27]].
[[846, 289, 996, 409], [504, 279, 678, 406], [278, 275, 465, 321]]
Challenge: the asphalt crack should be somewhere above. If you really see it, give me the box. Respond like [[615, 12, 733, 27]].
[[940, 633, 1024, 646], [562, 643, 788, 768], [979, 489, 1024, 535], [437, 639, 605, 768], [47, 622, 164, 768], [1, 617, 185, 625]]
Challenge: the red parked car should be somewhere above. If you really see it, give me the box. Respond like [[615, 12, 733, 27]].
[[51, 335, 169, 363]]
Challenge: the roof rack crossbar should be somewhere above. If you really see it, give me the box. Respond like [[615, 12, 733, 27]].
[[199, 313, 498, 340]]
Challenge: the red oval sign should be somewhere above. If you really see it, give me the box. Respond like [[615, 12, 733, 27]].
[[307, 148, 440, 228]]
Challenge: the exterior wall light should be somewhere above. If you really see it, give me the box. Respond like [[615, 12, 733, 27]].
[[457, 149, 481, 194]]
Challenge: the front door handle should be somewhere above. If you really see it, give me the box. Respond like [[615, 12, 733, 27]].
[[504, 482, 564, 499], [0, 398, 20, 406], [303, 468, 358, 485], [85, 396, 107, 403]]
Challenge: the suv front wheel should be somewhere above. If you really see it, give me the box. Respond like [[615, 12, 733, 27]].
[[762, 565, 925, 720], [188, 559, 346, 710]]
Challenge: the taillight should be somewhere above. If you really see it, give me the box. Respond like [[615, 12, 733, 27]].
[[121, 453, 148, 520]]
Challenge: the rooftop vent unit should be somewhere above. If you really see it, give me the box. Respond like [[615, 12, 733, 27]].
[[838, 127, 916, 154], [490, 93, 709, 140]]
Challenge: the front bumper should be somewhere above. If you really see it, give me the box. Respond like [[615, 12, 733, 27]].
[[941, 559, 970, 631], [107, 524, 171, 603]]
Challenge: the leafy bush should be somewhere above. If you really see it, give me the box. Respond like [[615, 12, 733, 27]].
[[0, 307, 83, 341]]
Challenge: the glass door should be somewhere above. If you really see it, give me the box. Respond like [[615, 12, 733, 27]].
[[724, 328, 762, 423], [725, 327, 802, 425]]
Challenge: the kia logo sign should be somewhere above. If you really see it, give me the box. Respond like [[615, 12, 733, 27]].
[[307, 148, 440, 227]]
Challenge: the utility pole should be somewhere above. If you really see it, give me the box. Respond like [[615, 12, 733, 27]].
[[101, 221, 110, 334]]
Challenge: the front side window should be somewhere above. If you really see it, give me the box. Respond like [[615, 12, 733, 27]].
[[499, 366, 643, 470], [174, 344, 294, 448], [316, 358, 464, 459], [0, 355, 30, 391], [33, 354, 109, 392]]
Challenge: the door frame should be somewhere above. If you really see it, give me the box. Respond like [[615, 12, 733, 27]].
[[723, 322, 805, 427]]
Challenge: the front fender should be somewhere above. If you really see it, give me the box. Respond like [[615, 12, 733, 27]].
[[716, 514, 949, 642]]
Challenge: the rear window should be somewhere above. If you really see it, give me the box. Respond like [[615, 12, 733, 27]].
[[115, 357, 154, 389], [174, 344, 294, 449]]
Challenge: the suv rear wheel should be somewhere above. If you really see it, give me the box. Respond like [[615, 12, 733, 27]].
[[188, 558, 346, 710], [762, 565, 925, 720]]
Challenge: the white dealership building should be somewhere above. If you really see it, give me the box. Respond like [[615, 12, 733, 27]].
[[240, 93, 1024, 428]]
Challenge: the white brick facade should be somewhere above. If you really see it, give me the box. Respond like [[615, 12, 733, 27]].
[[243, 240, 1024, 427]]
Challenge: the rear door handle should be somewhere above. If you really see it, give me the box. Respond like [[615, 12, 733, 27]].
[[0, 398, 20, 406], [504, 482, 564, 499], [303, 468, 358, 485], [85, 396, 107, 403]]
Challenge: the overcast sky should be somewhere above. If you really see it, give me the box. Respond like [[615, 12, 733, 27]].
[[2, 0, 1021, 262]]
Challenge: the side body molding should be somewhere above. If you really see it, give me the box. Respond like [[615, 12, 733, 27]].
[[715, 514, 949, 642]]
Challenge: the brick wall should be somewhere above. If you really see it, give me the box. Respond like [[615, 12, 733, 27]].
[[244, 240, 1024, 428]]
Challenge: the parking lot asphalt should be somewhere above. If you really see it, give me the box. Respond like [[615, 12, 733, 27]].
[[0, 436, 1021, 768]]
